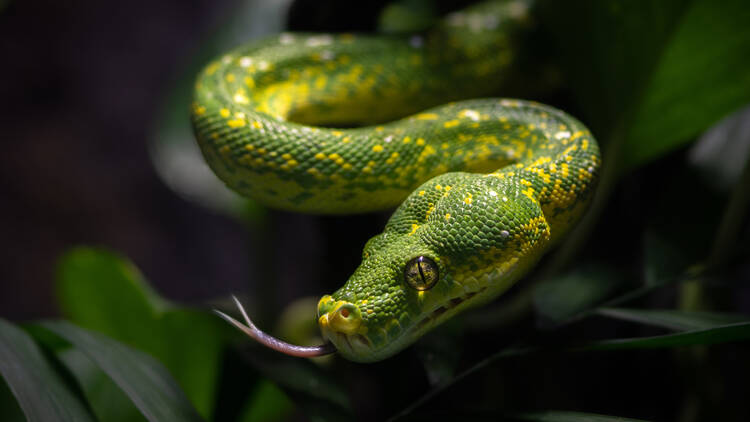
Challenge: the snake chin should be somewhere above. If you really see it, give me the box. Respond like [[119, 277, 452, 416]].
[[322, 285, 493, 362], [331, 332, 372, 358]]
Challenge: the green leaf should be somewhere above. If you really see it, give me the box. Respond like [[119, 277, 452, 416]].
[[538, 0, 690, 137], [578, 321, 750, 351], [0, 319, 95, 422], [56, 247, 229, 418], [540, 0, 750, 170], [623, 0, 750, 169], [56, 247, 167, 344], [0, 377, 25, 422], [158, 310, 228, 415], [595, 308, 750, 331], [56, 348, 146, 422], [38, 321, 204, 422], [509, 410, 649, 422]]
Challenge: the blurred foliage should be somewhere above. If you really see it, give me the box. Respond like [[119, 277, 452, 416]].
[[56, 248, 231, 418], [0, 319, 95, 422], [149, 0, 291, 219], [3, 0, 750, 421]]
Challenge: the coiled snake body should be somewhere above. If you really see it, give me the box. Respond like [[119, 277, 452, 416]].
[[192, 0, 600, 362]]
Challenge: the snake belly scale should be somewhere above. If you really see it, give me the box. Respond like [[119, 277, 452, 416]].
[[192, 0, 601, 362]]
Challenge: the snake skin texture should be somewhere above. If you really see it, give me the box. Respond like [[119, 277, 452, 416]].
[[191, 0, 600, 361]]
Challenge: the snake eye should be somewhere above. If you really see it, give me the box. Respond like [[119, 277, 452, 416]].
[[404, 256, 439, 291]]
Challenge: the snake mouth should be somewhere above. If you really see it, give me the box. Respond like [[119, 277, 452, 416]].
[[414, 286, 488, 333], [325, 331, 373, 358], [316, 286, 490, 361], [317, 297, 374, 358]]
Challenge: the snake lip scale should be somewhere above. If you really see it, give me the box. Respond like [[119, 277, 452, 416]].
[[329, 286, 487, 358], [194, 0, 601, 362], [416, 288, 484, 331]]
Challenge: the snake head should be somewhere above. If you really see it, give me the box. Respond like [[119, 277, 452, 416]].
[[315, 221, 499, 362], [316, 172, 552, 362], [317, 240, 452, 362]]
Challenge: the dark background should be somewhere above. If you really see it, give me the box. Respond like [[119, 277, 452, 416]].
[[0, 0, 488, 321], [0, 0, 241, 318], [0, 0, 385, 320]]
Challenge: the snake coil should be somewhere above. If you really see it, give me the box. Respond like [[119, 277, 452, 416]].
[[193, 0, 600, 362]]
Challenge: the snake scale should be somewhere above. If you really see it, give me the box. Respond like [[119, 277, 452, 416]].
[[192, 0, 600, 362]]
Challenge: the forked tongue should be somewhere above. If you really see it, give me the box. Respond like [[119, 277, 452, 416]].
[[214, 295, 336, 357]]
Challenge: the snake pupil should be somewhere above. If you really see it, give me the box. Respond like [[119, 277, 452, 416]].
[[417, 258, 426, 283], [405, 256, 438, 291]]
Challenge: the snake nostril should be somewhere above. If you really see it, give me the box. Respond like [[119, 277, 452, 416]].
[[325, 303, 362, 335]]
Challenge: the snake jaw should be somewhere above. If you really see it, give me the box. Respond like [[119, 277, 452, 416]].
[[315, 284, 488, 361], [414, 287, 486, 333]]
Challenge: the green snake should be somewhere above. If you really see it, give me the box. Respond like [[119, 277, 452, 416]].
[[193, 0, 600, 362]]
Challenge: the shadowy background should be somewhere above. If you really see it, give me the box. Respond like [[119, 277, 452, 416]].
[[1, 0, 239, 318], [0, 0, 497, 321], [0, 0, 396, 320]]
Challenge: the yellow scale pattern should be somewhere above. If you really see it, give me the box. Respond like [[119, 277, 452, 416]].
[[191, 0, 601, 362]]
